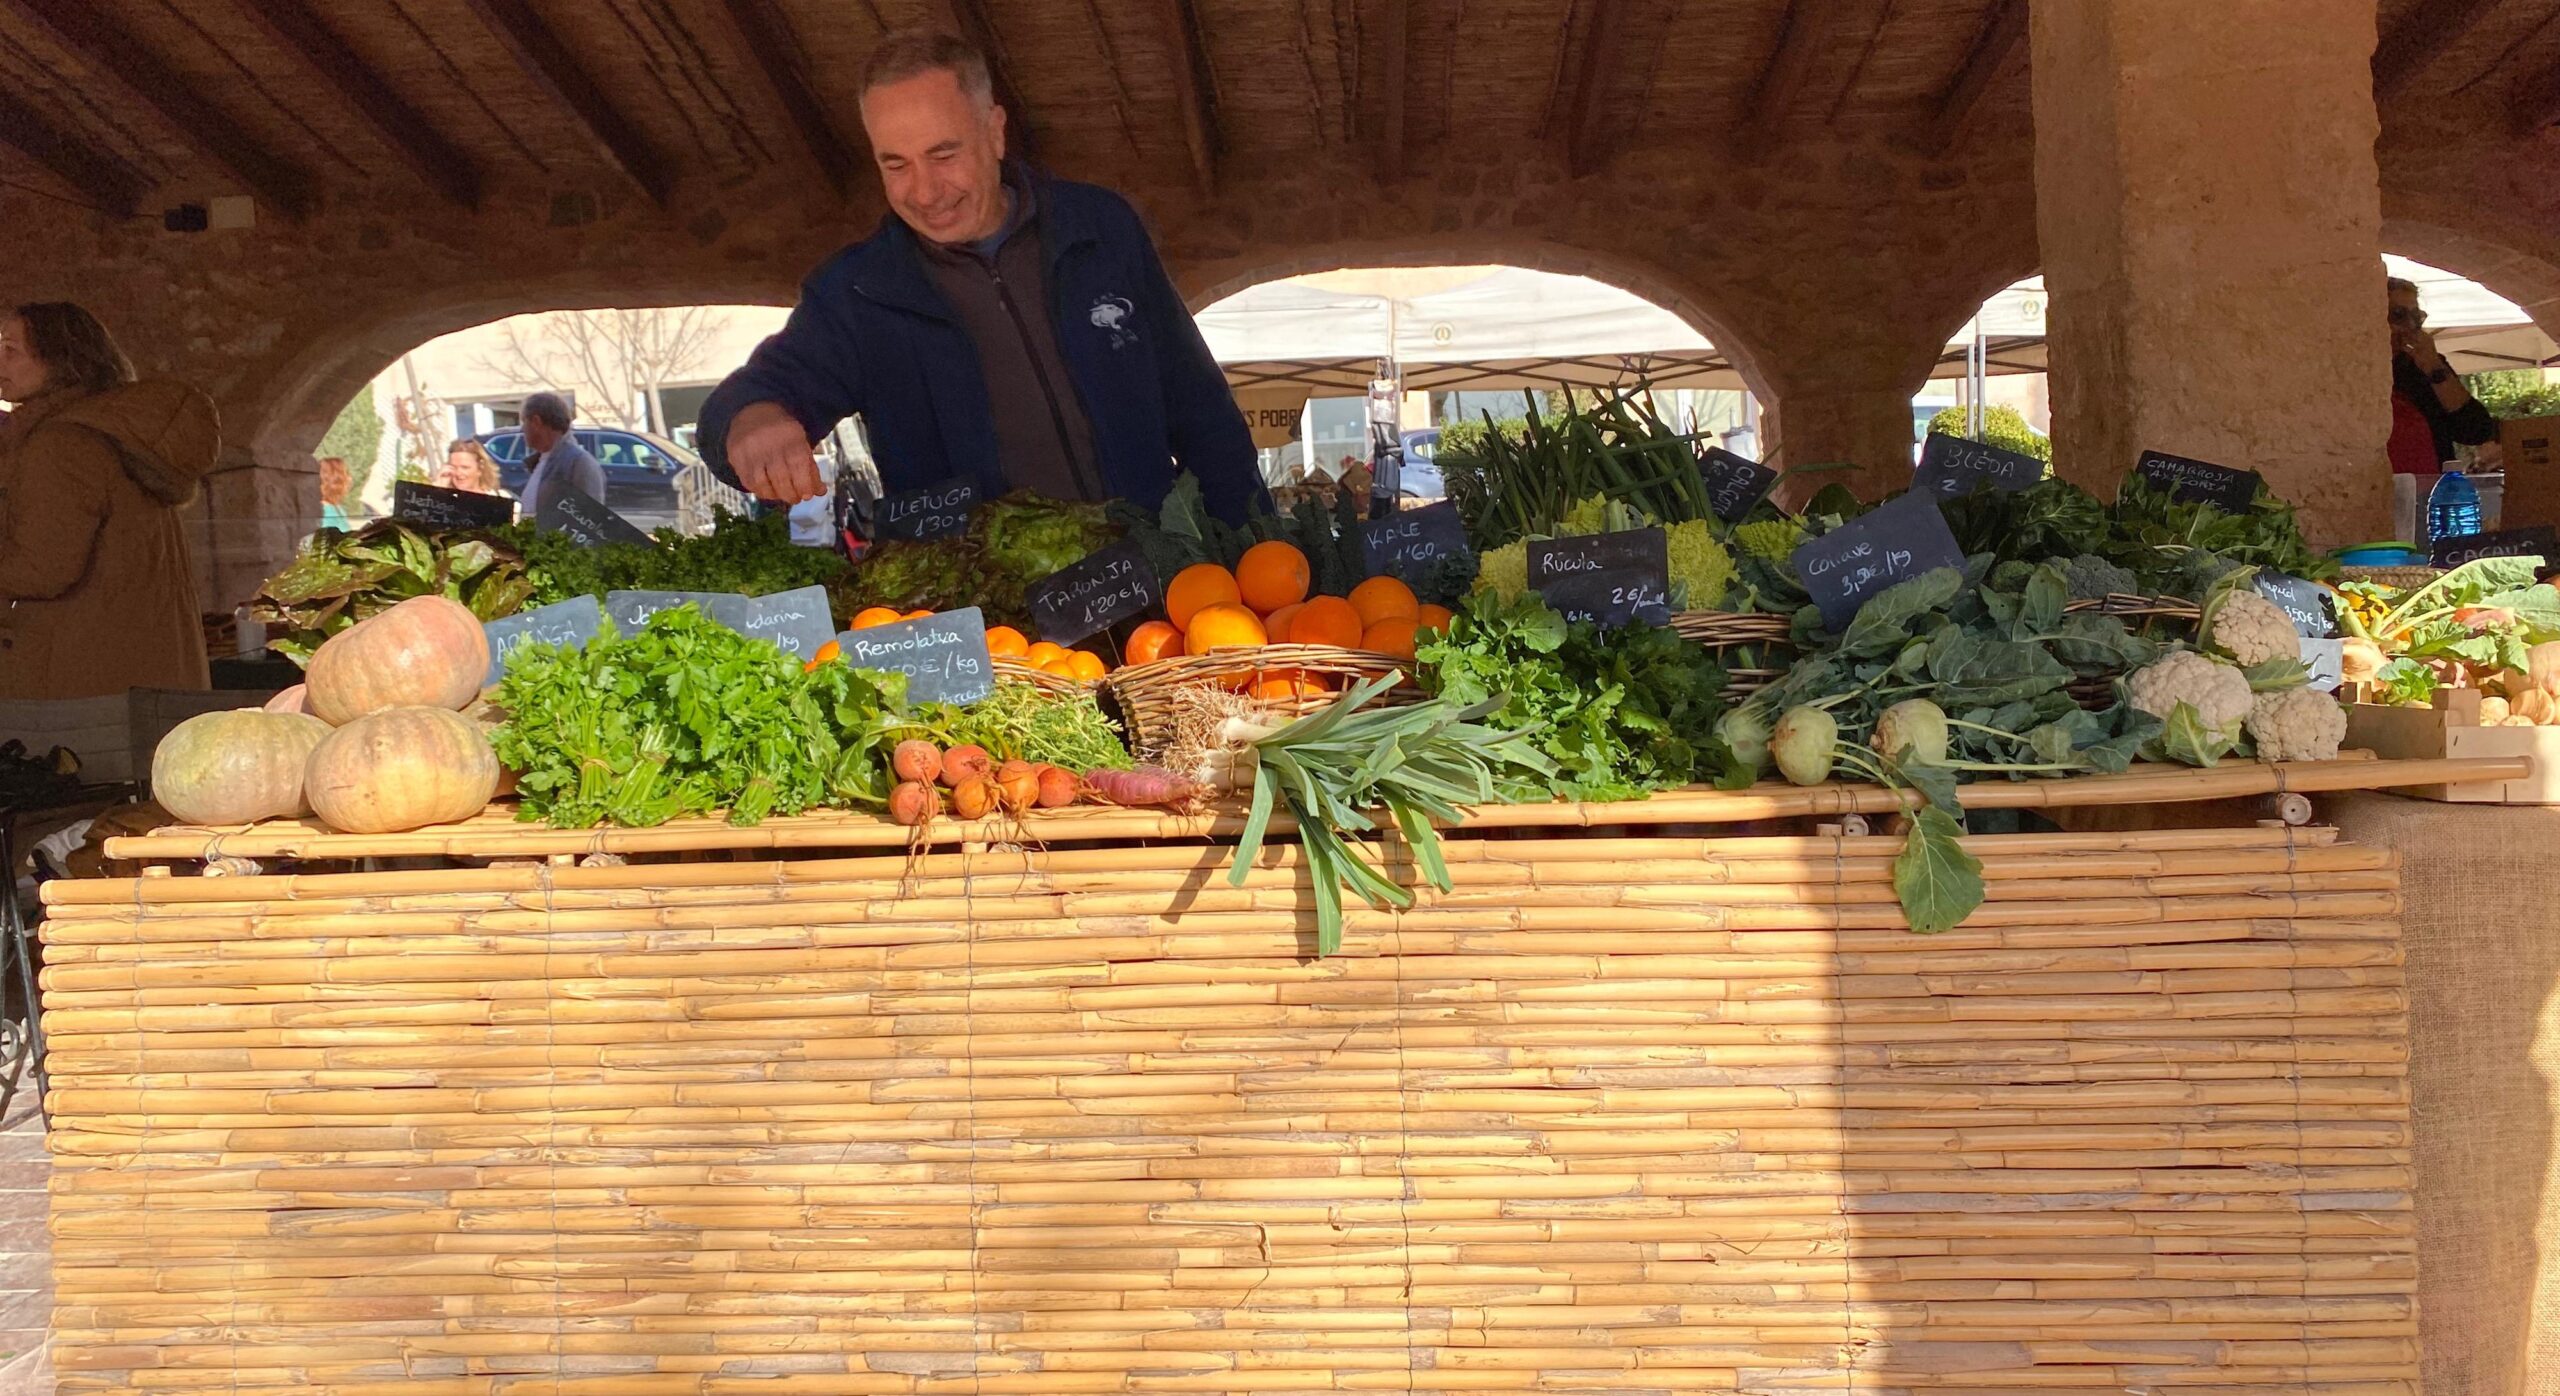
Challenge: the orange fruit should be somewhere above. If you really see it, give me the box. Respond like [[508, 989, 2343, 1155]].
[[1039, 654, 1079, 677], [1416, 604, 1454, 634], [1165, 563, 1241, 630], [1025, 641, 1067, 668], [803, 640, 842, 672], [1237, 541, 1311, 614], [1288, 595, 1364, 649], [1250, 672, 1332, 702], [1349, 575, 1419, 627], [852, 606, 904, 629], [1184, 602, 1268, 656], [1263, 602, 1306, 643], [903, 609, 933, 620], [1065, 650, 1109, 682], [985, 626, 1030, 658], [1125, 620, 1182, 667], [1362, 617, 1420, 659]]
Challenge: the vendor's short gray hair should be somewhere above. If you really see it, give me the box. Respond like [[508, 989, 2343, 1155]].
[[861, 30, 994, 107], [521, 392, 573, 432]]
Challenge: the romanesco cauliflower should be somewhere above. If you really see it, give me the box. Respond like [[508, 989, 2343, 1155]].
[[2246, 686, 2347, 762], [2062, 553, 2141, 601], [2203, 588, 2301, 667], [2126, 650, 2253, 764], [1561, 495, 1613, 536], [1733, 519, 1806, 565], [1664, 520, 1736, 610], [1471, 540, 1529, 601]]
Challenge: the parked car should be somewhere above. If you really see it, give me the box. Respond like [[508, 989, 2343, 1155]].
[[1397, 428, 1445, 500], [479, 426, 700, 532]]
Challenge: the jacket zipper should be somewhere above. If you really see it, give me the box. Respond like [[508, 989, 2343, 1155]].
[[987, 263, 1104, 502]]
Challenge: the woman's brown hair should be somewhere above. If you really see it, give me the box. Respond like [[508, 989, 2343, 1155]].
[[12, 302, 136, 395]]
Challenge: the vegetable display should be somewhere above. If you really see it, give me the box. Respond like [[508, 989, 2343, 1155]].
[[249, 520, 530, 663]]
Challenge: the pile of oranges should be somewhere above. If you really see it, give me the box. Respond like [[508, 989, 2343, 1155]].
[[847, 605, 1110, 683], [1122, 541, 1452, 700]]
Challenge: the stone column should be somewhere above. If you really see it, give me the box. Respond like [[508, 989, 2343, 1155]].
[[2031, 0, 2389, 544], [1761, 380, 1919, 503]]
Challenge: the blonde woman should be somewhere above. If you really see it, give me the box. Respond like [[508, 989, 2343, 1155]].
[[443, 437, 501, 494]]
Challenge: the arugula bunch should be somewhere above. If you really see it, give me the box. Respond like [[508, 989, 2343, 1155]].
[[493, 606, 904, 828]]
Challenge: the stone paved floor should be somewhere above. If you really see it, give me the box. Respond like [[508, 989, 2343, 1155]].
[[0, 1111, 48, 1394]]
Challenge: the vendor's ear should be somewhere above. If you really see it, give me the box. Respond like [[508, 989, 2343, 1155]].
[[989, 103, 1007, 159]]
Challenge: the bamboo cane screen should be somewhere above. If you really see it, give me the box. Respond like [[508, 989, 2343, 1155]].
[[39, 819, 2414, 1392]]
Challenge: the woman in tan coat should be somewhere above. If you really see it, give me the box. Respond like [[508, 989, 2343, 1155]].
[[0, 303, 220, 699]]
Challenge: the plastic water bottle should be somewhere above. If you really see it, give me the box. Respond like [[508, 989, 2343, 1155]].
[[2428, 469, 2483, 544]]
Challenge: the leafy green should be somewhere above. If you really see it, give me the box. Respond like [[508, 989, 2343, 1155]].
[[978, 493, 1116, 579], [502, 509, 847, 611], [897, 681, 1132, 772], [250, 520, 533, 664], [1893, 807, 1984, 935]]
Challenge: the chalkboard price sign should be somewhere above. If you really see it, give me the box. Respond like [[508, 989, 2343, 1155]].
[[1528, 527, 1667, 586], [878, 479, 980, 542], [1791, 490, 1968, 629], [1028, 542, 1160, 647], [2429, 524, 2558, 569], [737, 585, 837, 662], [481, 595, 604, 688], [605, 590, 751, 635], [835, 605, 994, 707], [1359, 501, 1473, 584], [2136, 449, 2263, 512], [1541, 568, 1672, 630], [2251, 573, 2337, 638], [1697, 447, 1779, 523], [1915, 432, 2044, 497], [393, 480, 515, 531], [2300, 637, 2345, 694], [537, 483, 657, 548]]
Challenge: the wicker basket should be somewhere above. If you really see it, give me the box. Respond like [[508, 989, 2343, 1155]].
[[1671, 610, 1796, 700], [1103, 644, 1419, 757], [991, 657, 1092, 697], [2062, 591, 2202, 625]]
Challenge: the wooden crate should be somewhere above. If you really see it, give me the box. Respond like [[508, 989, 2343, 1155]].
[[2345, 688, 2560, 802], [37, 815, 2417, 1394]]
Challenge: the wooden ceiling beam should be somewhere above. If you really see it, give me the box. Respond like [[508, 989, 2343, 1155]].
[[0, 87, 149, 216], [230, 0, 479, 208], [8, 0, 312, 219], [1564, 0, 1627, 177], [2514, 54, 2560, 134], [1731, 0, 1827, 161], [933, 0, 1039, 162], [1923, 0, 2025, 156], [2375, 0, 2504, 103], [1379, 0, 1410, 180], [1157, 0, 1219, 192], [456, 0, 672, 205], [709, 0, 858, 198]]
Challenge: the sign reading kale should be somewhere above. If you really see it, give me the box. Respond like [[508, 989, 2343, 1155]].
[[1915, 432, 2044, 497], [2430, 524, 2558, 569], [480, 595, 603, 688], [1359, 501, 1474, 584], [1541, 568, 1672, 630], [537, 482, 658, 548], [606, 590, 751, 635], [2136, 449, 2263, 512], [835, 605, 994, 707], [1028, 541, 1160, 647], [878, 479, 981, 542], [1527, 527, 1667, 586], [1697, 447, 1780, 523], [1791, 490, 1968, 630], [392, 480, 515, 531], [737, 585, 837, 663], [2251, 572, 2337, 638]]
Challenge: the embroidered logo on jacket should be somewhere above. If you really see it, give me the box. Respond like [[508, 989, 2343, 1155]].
[[1088, 294, 1138, 348]]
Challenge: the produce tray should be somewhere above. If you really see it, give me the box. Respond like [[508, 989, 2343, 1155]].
[[2344, 690, 2560, 803], [76, 753, 2528, 869]]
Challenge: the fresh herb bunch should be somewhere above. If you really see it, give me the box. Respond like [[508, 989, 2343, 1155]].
[[1437, 387, 1724, 547], [251, 520, 533, 663], [899, 682, 1133, 772], [493, 606, 904, 828], [502, 510, 848, 609], [1228, 674, 1556, 955]]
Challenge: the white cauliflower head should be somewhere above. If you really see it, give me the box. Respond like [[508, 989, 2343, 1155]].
[[2203, 588, 2301, 668], [2127, 650, 2254, 739], [2247, 686, 2348, 762]]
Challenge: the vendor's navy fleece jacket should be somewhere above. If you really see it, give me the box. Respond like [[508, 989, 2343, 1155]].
[[697, 171, 1266, 523]]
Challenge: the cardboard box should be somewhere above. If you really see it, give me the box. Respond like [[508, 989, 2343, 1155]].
[[2497, 415, 2560, 530], [2343, 688, 2558, 803]]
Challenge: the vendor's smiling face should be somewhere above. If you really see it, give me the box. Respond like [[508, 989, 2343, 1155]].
[[862, 68, 1009, 247]]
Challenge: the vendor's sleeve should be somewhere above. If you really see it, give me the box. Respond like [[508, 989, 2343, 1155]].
[[0, 428, 112, 600], [698, 285, 869, 489], [2449, 398, 2498, 447], [1133, 225, 1266, 524]]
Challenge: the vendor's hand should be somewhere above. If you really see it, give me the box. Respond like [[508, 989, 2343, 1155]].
[[2397, 325, 2447, 374], [726, 401, 823, 503]]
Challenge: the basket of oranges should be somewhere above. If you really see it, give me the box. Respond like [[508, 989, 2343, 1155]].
[[1101, 541, 1446, 758]]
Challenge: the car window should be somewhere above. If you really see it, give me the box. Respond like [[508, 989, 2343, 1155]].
[[630, 442, 667, 470], [594, 436, 633, 467]]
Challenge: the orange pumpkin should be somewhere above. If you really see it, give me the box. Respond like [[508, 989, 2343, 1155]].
[[304, 595, 490, 724], [152, 709, 331, 826], [304, 705, 501, 833]]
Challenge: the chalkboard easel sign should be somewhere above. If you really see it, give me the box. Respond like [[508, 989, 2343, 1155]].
[[393, 480, 516, 531], [2135, 449, 2263, 512], [1697, 447, 1780, 524], [480, 595, 604, 688], [835, 605, 995, 707], [1915, 432, 2044, 497], [1527, 527, 1668, 586], [2429, 524, 2558, 569], [2250, 572, 2337, 639], [1358, 501, 1473, 584], [878, 479, 981, 542], [538, 482, 657, 547], [1541, 568, 1672, 630], [1028, 541, 1160, 647], [1791, 490, 1968, 630], [737, 585, 837, 662], [605, 589, 752, 635]]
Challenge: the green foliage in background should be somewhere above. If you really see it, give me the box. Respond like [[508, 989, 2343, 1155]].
[[1925, 403, 2052, 462], [2465, 369, 2560, 421], [317, 383, 384, 500]]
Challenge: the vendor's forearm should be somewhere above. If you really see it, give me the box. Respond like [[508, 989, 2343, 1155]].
[[2432, 374, 2475, 414]]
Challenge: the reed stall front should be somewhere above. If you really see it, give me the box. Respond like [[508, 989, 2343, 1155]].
[[35, 807, 2415, 1393]]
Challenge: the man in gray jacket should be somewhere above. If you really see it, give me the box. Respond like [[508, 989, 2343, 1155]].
[[518, 391, 604, 523]]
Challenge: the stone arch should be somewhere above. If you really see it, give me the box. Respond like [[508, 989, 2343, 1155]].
[[2380, 208, 2560, 348]]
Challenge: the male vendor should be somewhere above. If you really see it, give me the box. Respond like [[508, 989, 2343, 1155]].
[[699, 30, 1265, 523]]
